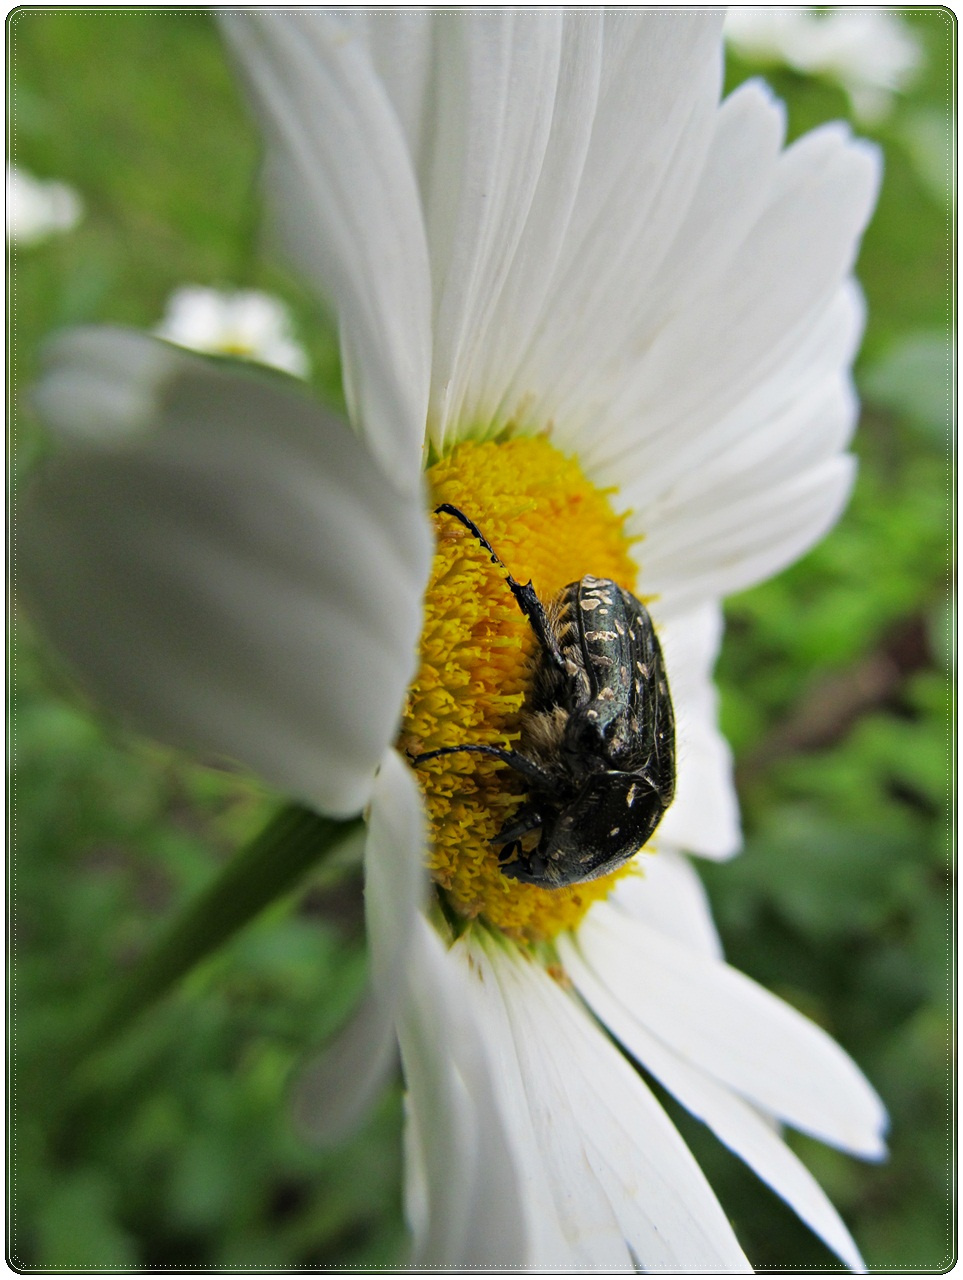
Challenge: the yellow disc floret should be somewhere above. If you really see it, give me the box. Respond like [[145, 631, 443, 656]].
[[399, 436, 646, 943]]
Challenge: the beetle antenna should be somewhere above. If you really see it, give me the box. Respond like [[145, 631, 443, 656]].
[[433, 504, 566, 670], [434, 504, 502, 566], [407, 742, 555, 790]]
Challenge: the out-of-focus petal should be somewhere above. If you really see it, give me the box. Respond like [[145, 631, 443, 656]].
[[725, 8, 922, 124], [398, 920, 530, 1268], [222, 14, 432, 492], [294, 749, 427, 1143], [20, 328, 432, 817], [154, 285, 310, 379], [574, 909, 889, 1159], [7, 163, 84, 246]]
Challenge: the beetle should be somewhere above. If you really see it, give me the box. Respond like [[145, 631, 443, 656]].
[[409, 503, 676, 889]]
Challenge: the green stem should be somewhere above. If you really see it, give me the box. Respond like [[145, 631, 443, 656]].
[[74, 803, 364, 1068]]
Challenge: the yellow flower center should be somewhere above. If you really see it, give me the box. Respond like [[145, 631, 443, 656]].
[[399, 436, 649, 943]]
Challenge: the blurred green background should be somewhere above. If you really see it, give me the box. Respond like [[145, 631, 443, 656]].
[[8, 10, 954, 1272]]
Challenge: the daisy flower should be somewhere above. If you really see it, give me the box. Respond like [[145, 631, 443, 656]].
[[20, 12, 887, 1271], [724, 7, 923, 124], [154, 284, 310, 378], [7, 163, 83, 246]]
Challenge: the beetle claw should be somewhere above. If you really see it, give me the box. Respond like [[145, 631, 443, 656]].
[[496, 840, 520, 865]]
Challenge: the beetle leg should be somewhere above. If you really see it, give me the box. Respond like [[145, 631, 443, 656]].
[[493, 801, 544, 850], [434, 503, 565, 670], [406, 742, 556, 790], [507, 578, 566, 671], [500, 847, 551, 885]]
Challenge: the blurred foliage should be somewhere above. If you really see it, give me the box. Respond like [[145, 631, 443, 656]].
[[9, 9, 954, 1272]]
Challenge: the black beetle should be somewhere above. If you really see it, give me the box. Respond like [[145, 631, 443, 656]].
[[410, 504, 676, 890]]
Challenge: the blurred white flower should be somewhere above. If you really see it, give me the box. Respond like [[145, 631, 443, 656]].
[[154, 285, 310, 378], [7, 164, 83, 246], [22, 13, 887, 1271], [725, 7, 923, 123]]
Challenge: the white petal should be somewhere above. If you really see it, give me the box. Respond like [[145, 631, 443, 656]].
[[610, 281, 866, 518], [662, 707, 742, 860], [477, 936, 752, 1272], [575, 910, 889, 1159], [440, 16, 606, 440], [564, 940, 867, 1271], [592, 124, 880, 477], [293, 987, 395, 1147], [615, 78, 787, 372], [463, 937, 635, 1270], [568, 78, 788, 472], [641, 454, 857, 616], [289, 12, 580, 454], [655, 602, 741, 860], [502, 13, 725, 440], [397, 920, 530, 1268], [606, 853, 723, 961], [30, 325, 173, 445], [413, 14, 567, 452], [342, 13, 436, 164], [293, 749, 427, 1143], [666, 369, 860, 513], [21, 328, 432, 817], [221, 14, 432, 491], [549, 101, 877, 616]]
